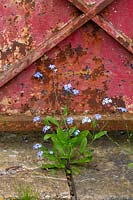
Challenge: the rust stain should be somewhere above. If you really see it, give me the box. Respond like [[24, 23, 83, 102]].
[[0, 0, 132, 131]]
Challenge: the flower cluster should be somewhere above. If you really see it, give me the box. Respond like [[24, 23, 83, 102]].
[[95, 114, 102, 120], [33, 116, 41, 123], [102, 97, 112, 105], [82, 116, 91, 124], [33, 143, 42, 150], [117, 107, 127, 112], [37, 151, 43, 158], [64, 83, 79, 95], [74, 129, 80, 136], [42, 125, 51, 133], [66, 117, 74, 125], [33, 142, 54, 158], [48, 64, 57, 72], [34, 72, 43, 79], [72, 89, 80, 95], [64, 83, 72, 92], [33, 143, 43, 158]]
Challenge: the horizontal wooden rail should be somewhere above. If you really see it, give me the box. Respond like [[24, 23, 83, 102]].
[[0, 0, 114, 88], [0, 113, 133, 131]]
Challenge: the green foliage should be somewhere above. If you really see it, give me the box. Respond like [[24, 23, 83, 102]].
[[40, 112, 107, 170], [18, 188, 38, 200], [128, 163, 133, 168], [42, 124, 92, 169]]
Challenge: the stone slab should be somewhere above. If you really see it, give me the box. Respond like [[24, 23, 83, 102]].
[[74, 132, 133, 200], [0, 132, 70, 200]]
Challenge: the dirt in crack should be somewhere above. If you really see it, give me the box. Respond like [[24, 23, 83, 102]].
[[65, 162, 78, 200]]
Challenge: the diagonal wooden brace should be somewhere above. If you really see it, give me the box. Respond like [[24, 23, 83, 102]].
[[67, 0, 133, 54], [0, 0, 114, 88]]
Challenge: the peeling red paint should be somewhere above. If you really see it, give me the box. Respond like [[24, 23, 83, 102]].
[[101, 0, 133, 39], [0, 0, 133, 130], [0, 0, 79, 72]]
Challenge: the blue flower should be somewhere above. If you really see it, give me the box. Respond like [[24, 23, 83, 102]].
[[64, 83, 72, 92], [42, 125, 51, 133], [74, 130, 80, 136], [33, 143, 42, 150], [33, 116, 41, 122], [82, 116, 91, 124], [102, 97, 112, 105], [95, 114, 102, 120], [34, 72, 43, 79], [72, 89, 79, 95], [117, 107, 127, 112], [66, 117, 74, 125], [49, 150, 54, 155], [37, 151, 43, 158], [48, 64, 57, 72]]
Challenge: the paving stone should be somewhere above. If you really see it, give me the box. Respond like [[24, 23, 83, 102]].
[[0, 132, 70, 200], [73, 133, 133, 200]]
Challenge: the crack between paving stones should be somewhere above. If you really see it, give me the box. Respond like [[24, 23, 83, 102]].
[[65, 162, 78, 200]]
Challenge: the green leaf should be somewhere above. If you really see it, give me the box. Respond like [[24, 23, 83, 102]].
[[45, 153, 59, 162], [70, 130, 89, 148], [70, 136, 80, 147], [71, 166, 80, 175], [57, 128, 68, 143], [79, 137, 87, 153], [93, 131, 107, 141], [80, 130, 89, 137], [71, 156, 92, 164], [41, 163, 65, 169], [43, 133, 53, 141], [52, 135, 65, 155], [66, 169, 71, 174], [68, 127, 77, 136], [128, 163, 133, 168], [64, 106, 68, 116], [45, 116, 59, 127]]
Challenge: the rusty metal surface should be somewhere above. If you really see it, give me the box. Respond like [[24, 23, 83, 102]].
[[0, 0, 78, 71], [0, 0, 114, 88], [67, 0, 133, 54], [101, 0, 133, 39], [0, 113, 133, 131], [0, 0, 133, 131]]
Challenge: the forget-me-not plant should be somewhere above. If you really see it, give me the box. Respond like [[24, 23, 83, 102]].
[[34, 72, 43, 79], [32, 63, 108, 173], [33, 116, 41, 123], [82, 116, 92, 124], [66, 117, 74, 125], [48, 64, 57, 72], [37, 151, 43, 158], [42, 125, 51, 133], [102, 97, 112, 105], [117, 107, 127, 112], [33, 143, 42, 150], [72, 89, 80, 95], [64, 83, 72, 92], [95, 114, 102, 120], [74, 129, 80, 136]]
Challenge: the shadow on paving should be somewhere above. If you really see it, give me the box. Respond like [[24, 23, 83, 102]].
[[0, 131, 132, 200]]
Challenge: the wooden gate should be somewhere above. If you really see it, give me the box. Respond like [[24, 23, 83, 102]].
[[0, 0, 133, 131]]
